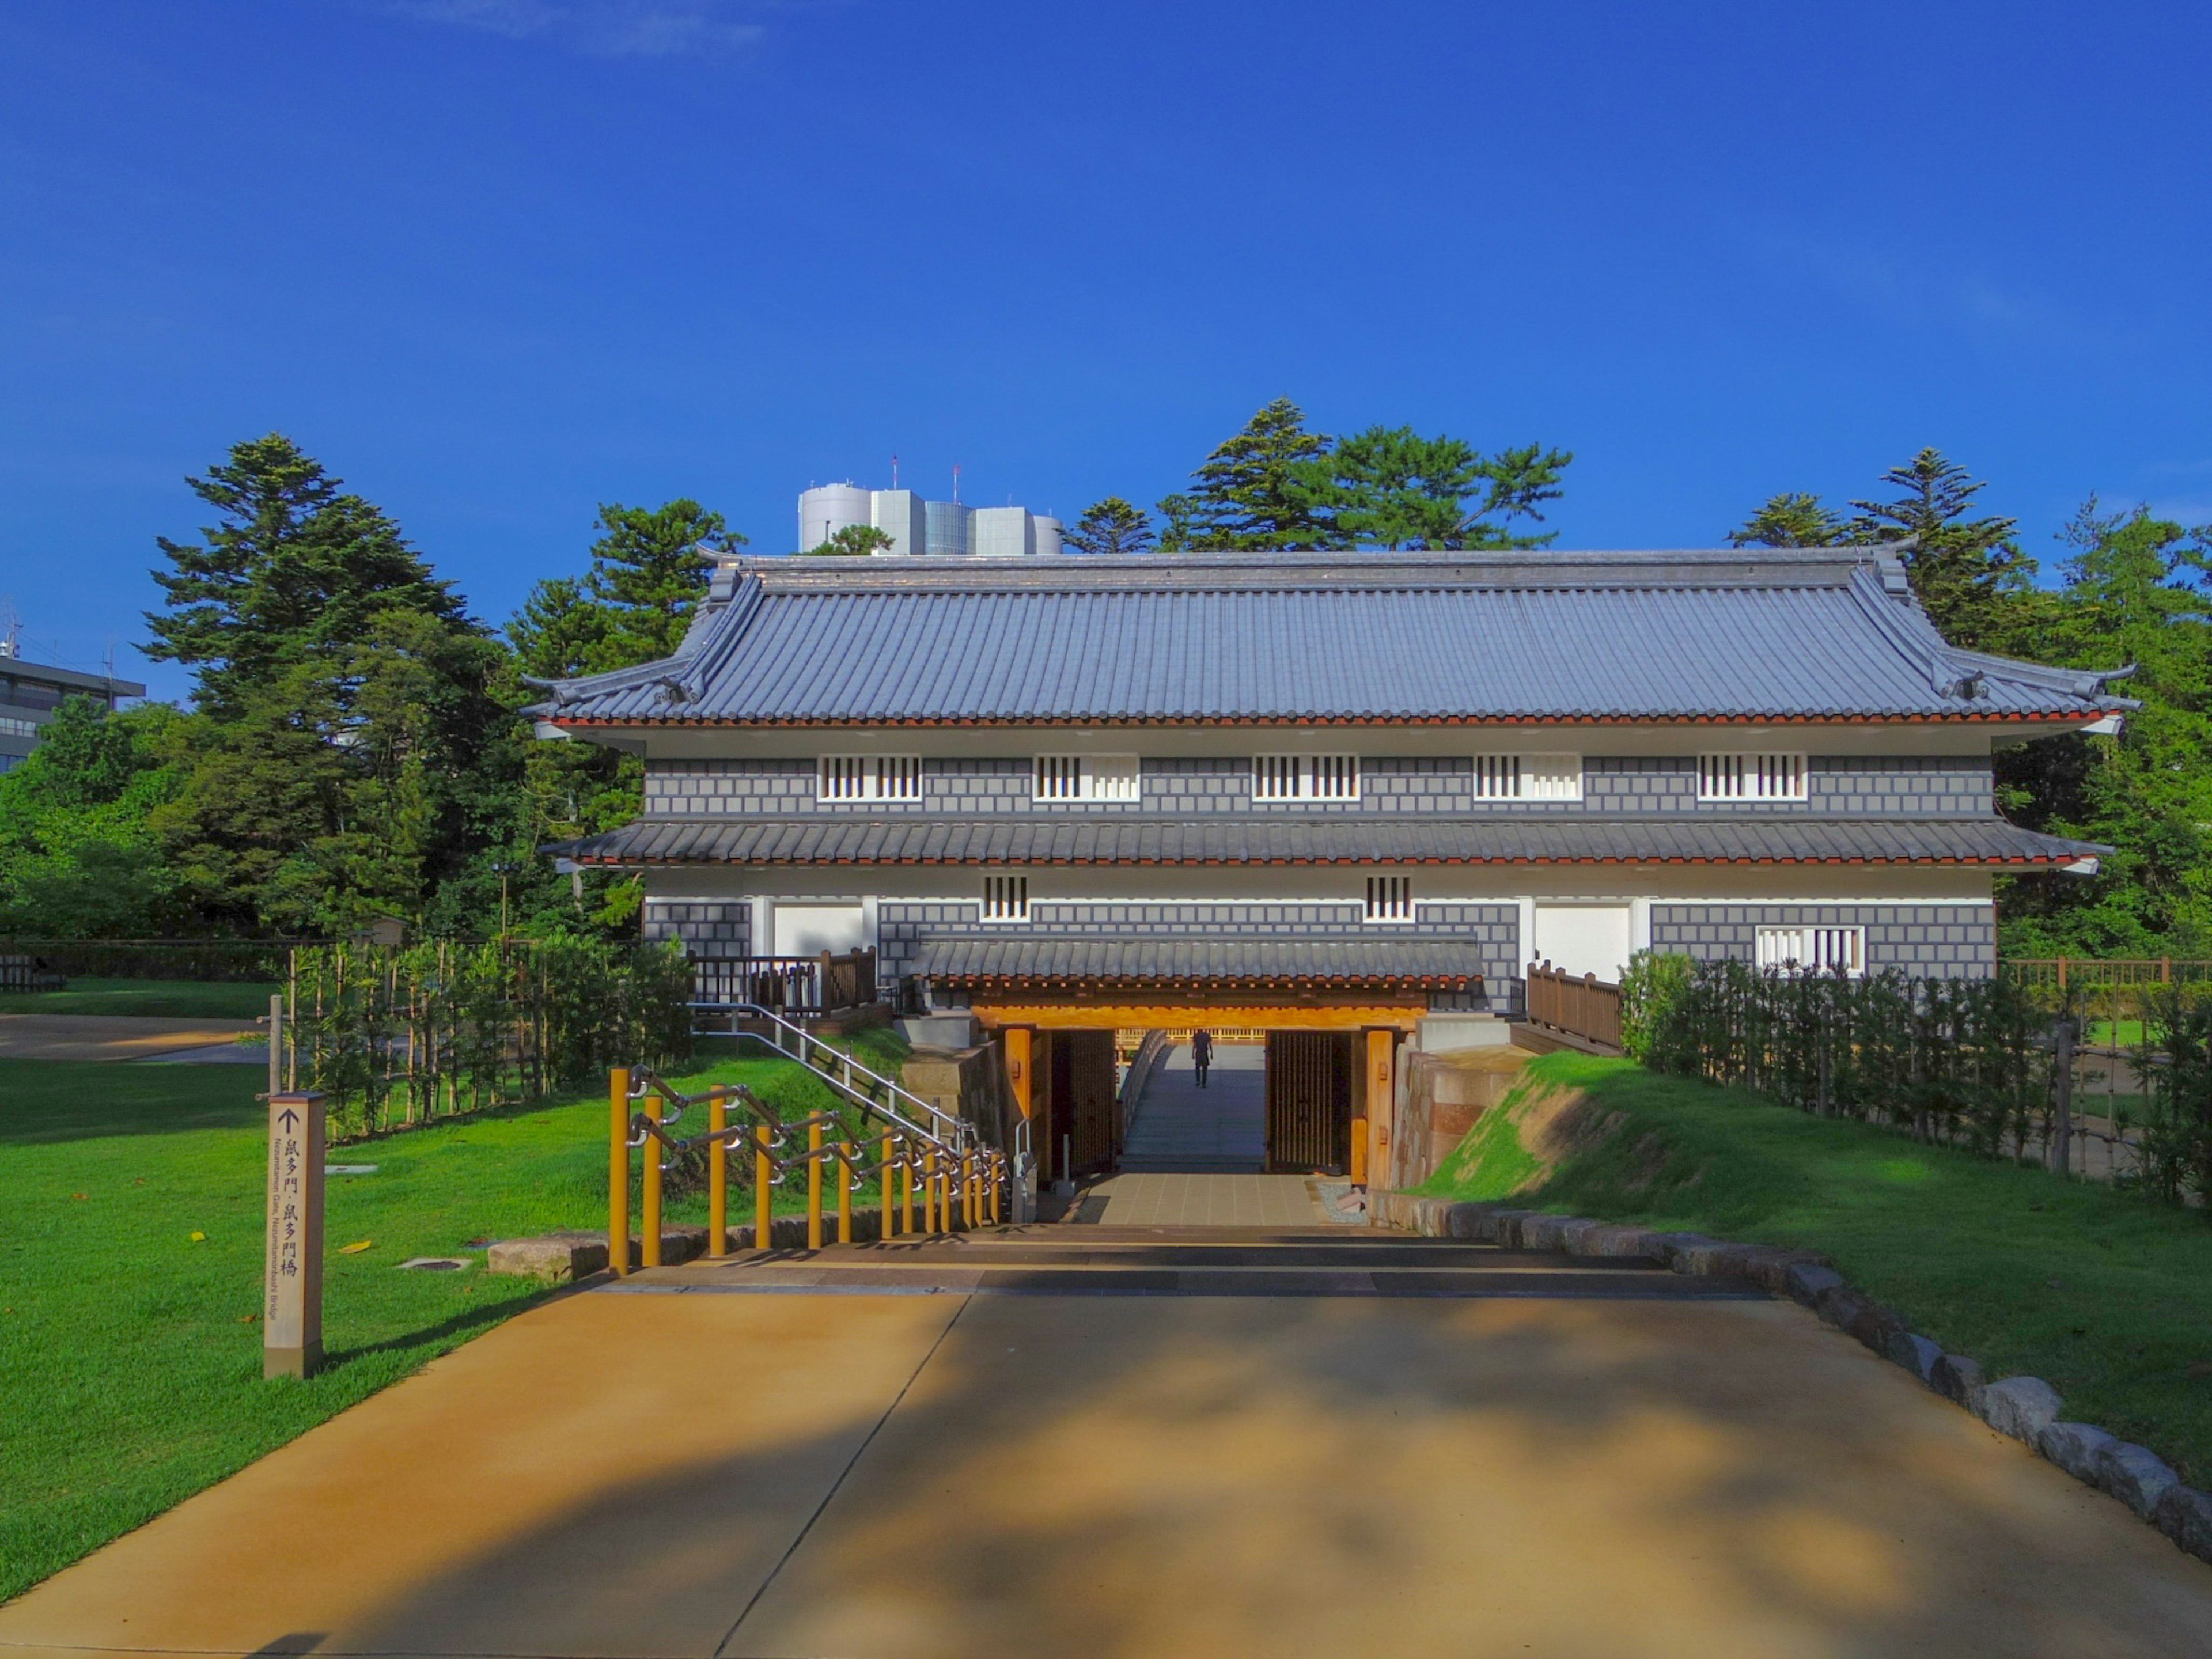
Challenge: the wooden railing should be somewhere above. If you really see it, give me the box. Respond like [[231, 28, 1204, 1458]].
[[1525, 960, 1623, 1051], [691, 949, 879, 1015], [2000, 957, 2212, 990]]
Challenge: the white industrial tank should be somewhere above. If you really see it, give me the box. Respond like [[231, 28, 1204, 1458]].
[[1033, 515, 1062, 558], [797, 483, 870, 554], [925, 499, 974, 557]]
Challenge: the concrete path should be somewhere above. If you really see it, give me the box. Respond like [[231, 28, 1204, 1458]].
[[0, 1012, 260, 1063], [6, 1237, 2212, 1657], [1085, 1170, 1322, 1226], [1119, 1041, 1264, 1172]]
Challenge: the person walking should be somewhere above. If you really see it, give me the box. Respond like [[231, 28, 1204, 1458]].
[[1191, 1028, 1213, 1089]]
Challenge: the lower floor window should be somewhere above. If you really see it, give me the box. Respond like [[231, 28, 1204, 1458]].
[[1756, 924, 1865, 976], [982, 874, 1030, 923], [1365, 874, 1414, 922]]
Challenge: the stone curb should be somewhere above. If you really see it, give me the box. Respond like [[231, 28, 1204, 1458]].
[[1373, 1192, 2212, 1571], [486, 1208, 891, 1282]]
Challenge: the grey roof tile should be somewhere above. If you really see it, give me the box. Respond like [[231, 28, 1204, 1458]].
[[529, 550, 2131, 726], [555, 814, 2106, 867], [908, 935, 1482, 986]]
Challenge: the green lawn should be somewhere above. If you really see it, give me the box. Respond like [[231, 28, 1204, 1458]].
[[1418, 1051, 2212, 1485], [0, 1030, 908, 1603], [0, 978, 281, 1020]]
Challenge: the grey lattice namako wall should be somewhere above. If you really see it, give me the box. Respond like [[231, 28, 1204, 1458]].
[[1650, 904, 1998, 978], [641, 755, 1995, 818]]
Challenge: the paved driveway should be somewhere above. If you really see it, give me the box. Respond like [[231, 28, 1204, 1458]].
[[5, 1257, 2210, 1658], [0, 1013, 260, 1063]]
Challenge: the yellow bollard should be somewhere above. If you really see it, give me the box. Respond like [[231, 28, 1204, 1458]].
[[807, 1120, 824, 1251], [989, 1153, 1001, 1225], [640, 1089, 662, 1269], [837, 1141, 853, 1245], [901, 1148, 915, 1236], [755, 1121, 774, 1253], [707, 1088, 728, 1260], [608, 1068, 630, 1278], [960, 1153, 974, 1232], [921, 1148, 935, 1234], [881, 1132, 896, 1238]]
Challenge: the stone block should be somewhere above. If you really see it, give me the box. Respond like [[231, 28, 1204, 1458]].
[[2036, 1422, 2116, 1484], [1978, 1377, 2064, 1446], [1443, 1202, 1493, 1240], [1647, 1232, 1719, 1268], [487, 1230, 607, 1283], [1887, 1331, 1943, 1382], [1580, 1224, 1666, 1260], [2094, 1441, 2181, 1520], [1785, 1263, 1847, 1307], [1930, 1353, 1986, 1411], [2153, 1484, 2212, 1566], [1520, 1213, 1571, 1252], [1414, 1197, 1452, 1238], [1737, 1249, 1831, 1296], [1487, 1209, 1538, 1247], [1558, 1218, 1607, 1253], [1669, 1240, 1762, 1279]]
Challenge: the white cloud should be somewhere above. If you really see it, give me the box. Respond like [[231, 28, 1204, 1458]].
[[371, 0, 767, 57]]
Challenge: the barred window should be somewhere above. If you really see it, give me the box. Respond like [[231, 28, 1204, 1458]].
[[1698, 753, 1806, 801], [1472, 753, 1581, 801], [1033, 753, 1140, 802], [817, 754, 923, 802], [1252, 753, 1359, 802], [1365, 874, 1414, 923], [1756, 925, 1863, 976], [981, 874, 1030, 922]]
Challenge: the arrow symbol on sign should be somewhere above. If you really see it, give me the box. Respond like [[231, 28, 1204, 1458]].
[[277, 1108, 300, 1131]]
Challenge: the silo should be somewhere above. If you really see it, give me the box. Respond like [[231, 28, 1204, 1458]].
[[869, 489, 927, 556], [797, 483, 870, 554], [925, 498, 973, 557], [971, 506, 1035, 559], [1033, 515, 1062, 558]]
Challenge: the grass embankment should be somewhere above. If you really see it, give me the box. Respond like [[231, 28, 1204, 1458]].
[[1418, 1051, 2212, 1484], [0, 978, 281, 1020], [0, 1028, 908, 1603]]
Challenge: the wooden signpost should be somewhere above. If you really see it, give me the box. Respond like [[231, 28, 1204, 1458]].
[[264, 1090, 326, 1380]]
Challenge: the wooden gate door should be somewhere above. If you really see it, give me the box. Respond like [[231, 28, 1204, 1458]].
[[1264, 1032, 1353, 1174], [1062, 1029, 1118, 1175]]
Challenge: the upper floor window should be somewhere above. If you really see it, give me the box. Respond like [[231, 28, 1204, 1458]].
[[0, 715, 37, 738], [1698, 752, 1806, 802], [1472, 753, 1582, 802], [1033, 753, 1140, 803], [1365, 874, 1414, 923], [1252, 753, 1359, 802], [817, 754, 922, 803], [1756, 924, 1863, 977], [981, 873, 1031, 923]]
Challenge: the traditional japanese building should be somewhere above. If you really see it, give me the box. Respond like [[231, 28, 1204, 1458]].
[[535, 547, 2124, 1181]]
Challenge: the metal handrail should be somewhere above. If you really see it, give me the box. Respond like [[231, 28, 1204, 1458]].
[[696, 999, 975, 1153]]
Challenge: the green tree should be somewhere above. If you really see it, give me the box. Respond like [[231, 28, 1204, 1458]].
[[1065, 498, 1156, 556], [144, 436, 520, 934], [1157, 398, 1334, 551], [1304, 427, 1571, 550], [584, 500, 744, 661], [805, 524, 895, 558], [0, 699, 185, 937], [1997, 502, 2212, 956], [1728, 491, 1847, 548], [506, 576, 611, 680], [1846, 449, 2035, 652]]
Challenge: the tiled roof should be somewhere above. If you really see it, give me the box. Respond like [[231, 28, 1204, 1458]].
[[908, 935, 1481, 988], [553, 813, 2106, 867], [528, 550, 2132, 727]]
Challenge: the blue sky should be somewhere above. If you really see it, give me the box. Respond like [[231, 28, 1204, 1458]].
[[2, 1, 2206, 702]]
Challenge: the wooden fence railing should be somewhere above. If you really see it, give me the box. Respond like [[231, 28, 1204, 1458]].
[[1525, 960, 1624, 1051], [691, 949, 880, 1016]]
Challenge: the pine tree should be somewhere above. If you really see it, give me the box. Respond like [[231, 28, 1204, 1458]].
[[1065, 498, 1156, 556], [1846, 449, 2033, 651], [584, 500, 744, 662], [804, 524, 895, 558], [1728, 491, 1846, 548], [1157, 399, 1334, 551]]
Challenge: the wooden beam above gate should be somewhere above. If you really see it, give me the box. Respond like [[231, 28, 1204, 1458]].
[[969, 1001, 1425, 1032]]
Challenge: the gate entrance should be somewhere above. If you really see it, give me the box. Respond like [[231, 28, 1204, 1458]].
[[1033, 1028, 1118, 1182], [1263, 1031, 1355, 1175]]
